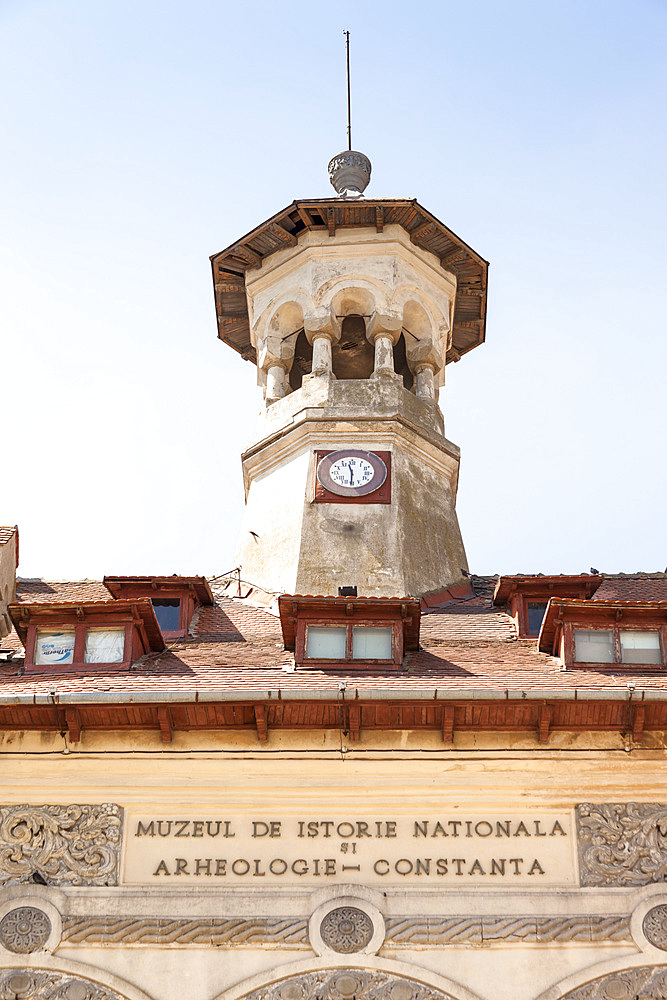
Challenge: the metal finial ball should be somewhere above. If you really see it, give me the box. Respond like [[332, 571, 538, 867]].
[[328, 150, 371, 197]]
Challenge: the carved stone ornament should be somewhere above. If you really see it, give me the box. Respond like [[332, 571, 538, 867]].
[[560, 966, 667, 1000], [242, 971, 455, 1000], [319, 906, 374, 953], [0, 804, 123, 887], [643, 905, 667, 950], [328, 151, 371, 196], [0, 970, 123, 1000], [576, 802, 667, 887], [0, 907, 51, 953]]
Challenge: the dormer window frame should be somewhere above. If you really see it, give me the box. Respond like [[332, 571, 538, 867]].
[[103, 576, 213, 639], [278, 595, 421, 672], [493, 575, 603, 639], [539, 598, 667, 670], [9, 599, 165, 674]]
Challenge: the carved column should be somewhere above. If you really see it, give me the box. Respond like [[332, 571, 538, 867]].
[[265, 363, 289, 402], [305, 310, 340, 377], [258, 333, 296, 404], [367, 311, 402, 377], [407, 336, 443, 403], [414, 364, 436, 401]]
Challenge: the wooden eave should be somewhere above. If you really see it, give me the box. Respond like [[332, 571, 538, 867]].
[[210, 198, 488, 367], [538, 598, 667, 653], [278, 594, 421, 652], [493, 574, 602, 605], [103, 576, 213, 606], [8, 599, 165, 651], [0, 691, 664, 746]]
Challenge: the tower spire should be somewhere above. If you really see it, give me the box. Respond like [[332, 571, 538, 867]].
[[328, 30, 371, 198]]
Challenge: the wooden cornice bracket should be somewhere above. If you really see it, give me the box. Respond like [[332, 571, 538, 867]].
[[327, 208, 336, 237], [157, 706, 172, 743], [537, 704, 552, 743], [269, 222, 298, 247], [65, 708, 82, 743], [632, 704, 645, 743], [410, 221, 435, 243], [442, 704, 455, 744], [375, 206, 384, 232], [348, 705, 361, 742], [254, 703, 268, 742]]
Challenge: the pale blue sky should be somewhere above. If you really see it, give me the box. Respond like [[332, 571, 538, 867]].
[[2, 0, 666, 580]]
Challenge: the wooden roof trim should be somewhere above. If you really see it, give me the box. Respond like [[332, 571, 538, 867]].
[[494, 574, 603, 605], [538, 598, 667, 653], [211, 199, 489, 366], [8, 598, 166, 651], [103, 575, 213, 606]]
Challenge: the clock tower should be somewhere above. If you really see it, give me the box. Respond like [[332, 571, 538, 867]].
[[211, 152, 488, 599]]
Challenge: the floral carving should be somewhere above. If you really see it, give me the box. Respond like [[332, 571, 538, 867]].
[[576, 803, 667, 886], [0, 907, 51, 953], [0, 971, 122, 1000], [0, 804, 122, 887], [643, 905, 667, 950], [242, 971, 455, 1000], [561, 966, 667, 1000], [320, 907, 374, 953]]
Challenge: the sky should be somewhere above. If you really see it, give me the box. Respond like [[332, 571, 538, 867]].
[[1, 0, 666, 581]]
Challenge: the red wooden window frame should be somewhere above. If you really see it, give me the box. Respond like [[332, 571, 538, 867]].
[[24, 620, 135, 674], [563, 622, 667, 669], [296, 618, 403, 670]]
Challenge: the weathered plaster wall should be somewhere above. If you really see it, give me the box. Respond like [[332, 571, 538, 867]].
[[0, 531, 17, 639]]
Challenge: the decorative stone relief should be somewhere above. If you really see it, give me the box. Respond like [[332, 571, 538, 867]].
[[0, 971, 123, 1000], [0, 805, 122, 887], [242, 971, 455, 1000], [61, 917, 309, 947], [319, 907, 374, 953], [0, 907, 51, 953], [561, 966, 667, 1000], [383, 916, 632, 946], [576, 803, 667, 887], [643, 906, 667, 950]]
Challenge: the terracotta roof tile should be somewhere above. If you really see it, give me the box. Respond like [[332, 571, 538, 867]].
[[16, 579, 112, 602], [592, 574, 667, 601]]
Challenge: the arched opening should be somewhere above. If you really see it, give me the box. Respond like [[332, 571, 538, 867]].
[[394, 333, 413, 391], [289, 329, 312, 391], [331, 316, 374, 380]]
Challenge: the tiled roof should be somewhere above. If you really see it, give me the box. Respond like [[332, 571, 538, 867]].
[[591, 573, 667, 601], [0, 574, 666, 697], [15, 579, 112, 602]]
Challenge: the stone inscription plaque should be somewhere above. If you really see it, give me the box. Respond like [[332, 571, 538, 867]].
[[123, 812, 577, 886]]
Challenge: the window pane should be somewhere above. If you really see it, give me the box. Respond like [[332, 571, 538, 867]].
[[527, 602, 547, 637], [84, 628, 125, 664], [306, 626, 346, 659], [620, 631, 662, 664], [574, 629, 614, 663], [352, 627, 392, 659], [152, 598, 180, 632], [35, 631, 75, 666]]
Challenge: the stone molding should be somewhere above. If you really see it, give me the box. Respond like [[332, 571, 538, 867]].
[[560, 965, 667, 1000], [61, 918, 308, 947], [0, 805, 122, 888], [576, 803, 667, 887], [0, 908, 51, 954], [0, 970, 124, 1000], [58, 914, 631, 948], [240, 970, 456, 1000]]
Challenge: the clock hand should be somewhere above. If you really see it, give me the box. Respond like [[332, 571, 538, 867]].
[[349, 466, 354, 485]]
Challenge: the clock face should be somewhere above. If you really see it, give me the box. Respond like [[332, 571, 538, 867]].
[[316, 449, 388, 497]]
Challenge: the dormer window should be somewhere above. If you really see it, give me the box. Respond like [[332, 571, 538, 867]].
[[103, 576, 213, 638], [539, 599, 667, 669], [10, 600, 164, 674], [494, 575, 602, 638], [279, 595, 420, 670]]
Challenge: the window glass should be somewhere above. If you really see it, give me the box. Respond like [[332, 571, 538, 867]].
[[152, 598, 180, 632], [574, 629, 614, 662], [527, 602, 547, 637], [620, 631, 662, 664], [306, 626, 346, 659], [352, 626, 392, 659], [35, 630, 75, 666], [84, 628, 125, 663]]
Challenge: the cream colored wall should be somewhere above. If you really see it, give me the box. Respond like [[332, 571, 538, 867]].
[[0, 533, 17, 639], [0, 730, 666, 1000]]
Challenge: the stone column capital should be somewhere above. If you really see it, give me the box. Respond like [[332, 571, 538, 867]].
[[406, 337, 443, 375], [304, 309, 340, 345], [367, 310, 403, 345]]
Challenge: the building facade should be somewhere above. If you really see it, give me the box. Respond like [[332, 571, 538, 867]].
[[1, 156, 666, 1000]]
